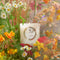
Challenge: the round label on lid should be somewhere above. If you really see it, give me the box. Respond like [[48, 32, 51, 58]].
[[24, 27, 36, 40]]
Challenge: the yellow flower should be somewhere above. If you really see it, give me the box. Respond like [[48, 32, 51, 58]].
[[57, 9, 60, 14], [47, 17, 53, 22], [34, 51, 41, 58], [10, 31, 15, 37], [7, 49, 17, 55], [0, 53, 2, 58], [33, 41, 44, 50], [13, 49, 17, 54], [0, 35, 5, 42], [44, 47, 48, 52], [0, 51, 5, 58], [52, 39, 57, 50], [1, 51, 5, 56], [45, 30, 53, 37], [43, 55, 49, 60], [4, 31, 15, 39], [57, 15, 60, 20]]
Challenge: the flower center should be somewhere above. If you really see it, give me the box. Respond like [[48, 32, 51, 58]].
[[23, 53, 26, 56], [28, 59, 31, 60], [7, 3, 9, 6], [3, 15, 5, 17], [7, 9, 10, 11], [2, 7, 4, 10], [14, 5, 17, 7], [19, 3, 22, 5]]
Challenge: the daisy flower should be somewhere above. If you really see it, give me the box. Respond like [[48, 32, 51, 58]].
[[18, 1, 23, 7], [22, 52, 27, 57], [23, 6, 27, 11], [20, 47, 25, 50], [1, 12, 6, 19], [27, 57, 33, 60], [13, 3, 18, 8], [24, 46, 28, 49], [5, 2, 11, 8], [26, 47, 32, 51], [6, 8, 11, 13]]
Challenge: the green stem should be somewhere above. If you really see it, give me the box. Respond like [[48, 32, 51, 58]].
[[7, 18, 11, 31]]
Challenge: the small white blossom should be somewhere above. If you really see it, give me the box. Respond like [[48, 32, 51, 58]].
[[18, 1, 23, 7], [27, 57, 33, 60], [26, 47, 32, 51], [1, 12, 6, 19], [24, 46, 28, 49], [13, 3, 18, 8], [23, 6, 27, 11], [6, 8, 11, 13], [22, 52, 27, 57], [5, 2, 11, 8], [20, 47, 25, 50]]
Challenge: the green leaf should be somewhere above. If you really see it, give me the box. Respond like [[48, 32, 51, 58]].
[[20, 16, 26, 24]]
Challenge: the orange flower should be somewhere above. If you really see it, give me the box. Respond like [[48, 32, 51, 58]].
[[45, 30, 53, 37], [0, 35, 5, 42], [7, 49, 17, 55], [57, 9, 60, 14], [1, 51, 5, 56], [43, 0, 50, 4], [56, 15, 60, 20], [52, 39, 57, 50], [43, 55, 49, 60], [34, 51, 41, 58], [10, 31, 15, 37], [4, 31, 15, 39]]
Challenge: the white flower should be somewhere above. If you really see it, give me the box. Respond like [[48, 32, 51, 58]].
[[1, 12, 6, 19], [26, 47, 32, 51], [24, 46, 28, 49], [13, 3, 18, 8], [6, 8, 11, 13], [22, 52, 27, 57], [18, 1, 23, 7], [0, 6, 2, 10], [27, 57, 33, 60], [20, 47, 25, 50], [23, 6, 27, 11], [5, 2, 11, 8]]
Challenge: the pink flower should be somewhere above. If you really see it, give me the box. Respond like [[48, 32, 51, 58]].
[[30, 2, 42, 10], [20, 43, 32, 47], [20, 43, 25, 47], [37, 4, 42, 10], [38, 36, 49, 44], [30, 2, 35, 10], [25, 50, 33, 56]]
